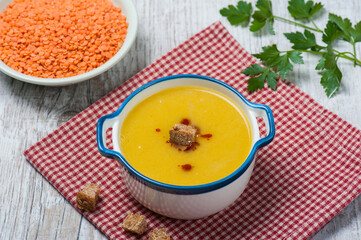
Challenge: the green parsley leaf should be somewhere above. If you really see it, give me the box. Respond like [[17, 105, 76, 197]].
[[314, 45, 336, 71], [266, 71, 279, 89], [315, 56, 326, 70], [322, 21, 344, 44], [288, 0, 323, 20], [316, 45, 342, 97], [272, 55, 293, 79], [254, 45, 303, 80], [350, 21, 361, 42], [273, 51, 303, 79], [253, 45, 280, 65], [284, 30, 322, 50], [309, 2, 323, 16], [250, 0, 274, 34], [323, 49, 337, 69], [242, 64, 279, 92], [242, 63, 266, 76], [320, 67, 342, 97], [268, 19, 275, 35], [247, 75, 267, 92], [288, 50, 304, 64], [250, 17, 266, 32], [328, 13, 353, 42], [220, 1, 253, 25]]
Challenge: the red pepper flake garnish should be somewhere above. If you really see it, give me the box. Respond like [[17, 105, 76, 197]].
[[181, 164, 192, 171], [180, 118, 190, 125], [200, 134, 212, 139], [178, 148, 182, 151], [166, 140, 170, 143], [183, 142, 200, 152], [184, 143, 193, 151], [155, 128, 161, 132]]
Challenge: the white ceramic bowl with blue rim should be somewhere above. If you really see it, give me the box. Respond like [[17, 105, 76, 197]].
[[97, 74, 275, 219], [0, 0, 137, 86]]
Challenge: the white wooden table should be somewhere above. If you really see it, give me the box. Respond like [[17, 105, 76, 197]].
[[1, 0, 361, 239]]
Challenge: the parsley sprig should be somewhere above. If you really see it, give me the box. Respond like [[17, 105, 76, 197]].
[[220, 0, 361, 97]]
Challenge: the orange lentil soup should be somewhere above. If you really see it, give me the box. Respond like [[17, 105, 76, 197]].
[[120, 86, 253, 186], [0, 0, 128, 78]]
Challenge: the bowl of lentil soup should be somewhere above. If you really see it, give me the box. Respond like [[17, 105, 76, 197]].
[[97, 75, 276, 219], [0, 0, 137, 86]]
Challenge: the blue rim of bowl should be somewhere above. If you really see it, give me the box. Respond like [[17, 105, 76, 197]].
[[97, 74, 275, 194]]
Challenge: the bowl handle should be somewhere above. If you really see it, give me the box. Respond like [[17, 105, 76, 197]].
[[97, 115, 120, 160], [249, 103, 276, 149]]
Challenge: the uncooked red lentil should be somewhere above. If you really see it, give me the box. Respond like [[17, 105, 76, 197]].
[[0, 0, 128, 78]]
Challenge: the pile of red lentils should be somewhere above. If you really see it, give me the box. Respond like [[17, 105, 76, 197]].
[[0, 0, 128, 78]]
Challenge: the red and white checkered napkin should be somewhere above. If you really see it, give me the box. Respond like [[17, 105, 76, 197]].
[[24, 22, 361, 240]]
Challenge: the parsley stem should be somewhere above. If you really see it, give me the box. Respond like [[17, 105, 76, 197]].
[[334, 50, 355, 58], [292, 49, 324, 55], [339, 53, 361, 66], [332, 49, 361, 65], [309, 17, 322, 32], [287, 49, 361, 66], [353, 42, 357, 67], [273, 16, 323, 33]]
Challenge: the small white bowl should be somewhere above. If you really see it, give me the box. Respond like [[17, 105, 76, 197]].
[[0, 0, 137, 86], [97, 75, 275, 219]]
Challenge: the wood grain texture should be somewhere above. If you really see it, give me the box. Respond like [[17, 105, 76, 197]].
[[0, 0, 360, 239]]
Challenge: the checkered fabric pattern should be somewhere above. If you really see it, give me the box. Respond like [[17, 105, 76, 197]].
[[24, 22, 361, 240]]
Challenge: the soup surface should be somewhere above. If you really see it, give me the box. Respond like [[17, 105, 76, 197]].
[[120, 86, 252, 185]]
